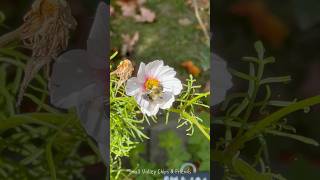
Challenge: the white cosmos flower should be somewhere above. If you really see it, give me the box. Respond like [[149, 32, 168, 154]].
[[126, 60, 183, 116], [211, 53, 233, 105]]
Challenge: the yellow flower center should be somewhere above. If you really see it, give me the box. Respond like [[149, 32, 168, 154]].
[[144, 78, 159, 90]]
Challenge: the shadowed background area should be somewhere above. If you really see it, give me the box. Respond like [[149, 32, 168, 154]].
[[0, 0, 106, 179], [213, 0, 320, 179]]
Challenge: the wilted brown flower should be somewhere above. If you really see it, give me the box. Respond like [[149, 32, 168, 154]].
[[21, 0, 76, 57], [17, 0, 77, 105], [111, 59, 134, 86]]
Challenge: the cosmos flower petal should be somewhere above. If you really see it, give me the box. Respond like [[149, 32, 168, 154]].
[[137, 62, 146, 81], [135, 93, 160, 116], [211, 88, 228, 105], [211, 54, 233, 105], [141, 102, 160, 116], [145, 60, 164, 77], [159, 92, 175, 109], [50, 50, 102, 108], [157, 65, 176, 80], [87, 2, 108, 61], [126, 77, 142, 96], [161, 77, 183, 95], [76, 96, 106, 144], [135, 93, 149, 110], [98, 142, 108, 164], [49, 3, 108, 166]]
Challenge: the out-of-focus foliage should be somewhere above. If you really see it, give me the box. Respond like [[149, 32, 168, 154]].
[[0, 46, 103, 179], [213, 41, 320, 180], [159, 131, 191, 169], [126, 120, 210, 180]]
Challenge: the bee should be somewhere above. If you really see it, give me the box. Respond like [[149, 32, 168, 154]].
[[143, 85, 164, 102]]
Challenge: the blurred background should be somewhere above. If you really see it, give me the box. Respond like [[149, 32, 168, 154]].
[[0, 0, 106, 179], [213, 0, 320, 179]]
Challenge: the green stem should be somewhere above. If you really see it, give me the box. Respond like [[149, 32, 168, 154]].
[[238, 61, 265, 136], [169, 108, 210, 140], [226, 95, 320, 155], [182, 92, 209, 109]]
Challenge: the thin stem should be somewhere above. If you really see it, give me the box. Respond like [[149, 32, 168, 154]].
[[235, 61, 265, 139], [226, 95, 320, 155], [192, 0, 210, 46], [169, 108, 210, 140], [0, 27, 22, 47]]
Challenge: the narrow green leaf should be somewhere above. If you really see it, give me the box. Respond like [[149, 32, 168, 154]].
[[268, 100, 296, 107], [229, 68, 257, 81], [254, 41, 265, 60], [242, 57, 259, 63], [263, 57, 275, 64], [46, 140, 56, 180], [0, 113, 70, 131], [260, 76, 291, 85], [24, 93, 60, 113], [20, 149, 44, 165], [232, 157, 272, 180], [266, 130, 319, 146], [0, 11, 5, 23], [110, 51, 118, 60], [227, 95, 320, 153]]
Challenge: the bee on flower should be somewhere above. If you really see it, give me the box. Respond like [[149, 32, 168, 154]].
[[125, 60, 183, 116]]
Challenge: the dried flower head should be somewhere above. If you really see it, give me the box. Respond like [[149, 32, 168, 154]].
[[17, 0, 77, 105], [111, 59, 134, 85], [21, 0, 77, 57]]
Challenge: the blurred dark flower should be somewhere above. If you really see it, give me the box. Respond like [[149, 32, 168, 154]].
[[211, 54, 233, 105], [17, 0, 77, 105], [49, 2, 108, 164]]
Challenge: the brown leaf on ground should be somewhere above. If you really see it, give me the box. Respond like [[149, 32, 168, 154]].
[[178, 18, 192, 26], [110, 5, 115, 16], [134, 7, 156, 23], [121, 32, 139, 56], [116, 0, 137, 17], [116, 0, 156, 23], [181, 60, 201, 77]]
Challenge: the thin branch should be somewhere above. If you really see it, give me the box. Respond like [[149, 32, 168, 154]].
[[0, 26, 22, 47], [192, 0, 210, 46]]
